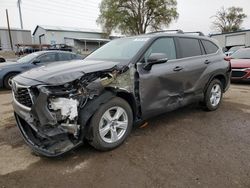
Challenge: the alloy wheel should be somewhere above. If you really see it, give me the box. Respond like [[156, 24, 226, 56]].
[[99, 106, 128, 143], [210, 84, 222, 107]]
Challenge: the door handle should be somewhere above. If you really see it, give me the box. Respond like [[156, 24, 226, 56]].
[[204, 60, 211, 64], [173, 66, 183, 71]]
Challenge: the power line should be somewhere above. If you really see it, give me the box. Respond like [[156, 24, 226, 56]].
[[22, 1, 99, 17], [23, 4, 98, 19], [25, 0, 99, 12], [22, 6, 98, 23]]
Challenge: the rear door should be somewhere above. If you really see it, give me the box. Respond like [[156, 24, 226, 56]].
[[58, 52, 73, 61], [174, 37, 209, 96]]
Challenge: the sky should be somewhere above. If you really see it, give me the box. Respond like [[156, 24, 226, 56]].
[[0, 0, 250, 35]]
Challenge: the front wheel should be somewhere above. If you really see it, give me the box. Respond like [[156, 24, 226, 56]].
[[204, 79, 223, 111], [4, 73, 18, 89], [88, 97, 133, 151]]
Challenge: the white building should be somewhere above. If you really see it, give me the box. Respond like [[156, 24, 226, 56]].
[[0, 27, 32, 51], [210, 29, 250, 50], [33, 25, 110, 53]]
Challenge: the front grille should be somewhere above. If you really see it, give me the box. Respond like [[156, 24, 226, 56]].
[[14, 87, 33, 108], [232, 71, 247, 78]]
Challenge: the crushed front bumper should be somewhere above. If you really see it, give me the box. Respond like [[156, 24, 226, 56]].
[[12, 91, 83, 157]]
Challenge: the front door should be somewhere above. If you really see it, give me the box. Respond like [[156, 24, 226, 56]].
[[137, 37, 184, 119]]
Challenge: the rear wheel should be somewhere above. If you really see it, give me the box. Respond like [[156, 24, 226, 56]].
[[88, 97, 133, 151], [4, 73, 18, 89], [204, 79, 223, 111]]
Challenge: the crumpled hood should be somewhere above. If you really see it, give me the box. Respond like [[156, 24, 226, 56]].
[[18, 59, 121, 85]]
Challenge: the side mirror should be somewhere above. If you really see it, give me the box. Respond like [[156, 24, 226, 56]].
[[222, 47, 227, 53], [143, 53, 168, 71], [32, 59, 40, 64]]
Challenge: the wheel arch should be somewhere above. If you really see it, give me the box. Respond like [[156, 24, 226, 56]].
[[80, 89, 137, 140], [116, 90, 137, 120], [3, 71, 21, 88], [205, 73, 227, 93]]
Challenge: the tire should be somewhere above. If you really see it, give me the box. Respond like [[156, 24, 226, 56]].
[[0, 57, 5, 63], [88, 97, 133, 151], [204, 79, 223, 111], [4, 73, 18, 89]]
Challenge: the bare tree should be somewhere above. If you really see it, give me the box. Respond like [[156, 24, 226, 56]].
[[211, 7, 247, 33]]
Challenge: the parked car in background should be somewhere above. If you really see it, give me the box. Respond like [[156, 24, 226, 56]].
[[11, 30, 231, 157], [225, 46, 245, 56], [0, 51, 84, 89], [0, 56, 6, 63], [229, 48, 250, 82], [49, 44, 74, 52]]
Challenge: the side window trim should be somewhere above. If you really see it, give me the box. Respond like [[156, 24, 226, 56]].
[[199, 40, 206, 55]]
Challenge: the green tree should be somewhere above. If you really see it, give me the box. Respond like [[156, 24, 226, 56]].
[[212, 7, 247, 33], [97, 0, 179, 35]]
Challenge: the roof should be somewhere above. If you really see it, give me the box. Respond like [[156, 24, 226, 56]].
[[0, 27, 31, 32], [139, 33, 210, 40], [210, 29, 250, 37], [33, 25, 103, 35], [65, 37, 110, 42]]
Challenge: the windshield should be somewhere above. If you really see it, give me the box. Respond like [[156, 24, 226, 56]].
[[86, 37, 149, 62], [17, 53, 40, 63], [231, 48, 250, 59], [228, 46, 243, 53]]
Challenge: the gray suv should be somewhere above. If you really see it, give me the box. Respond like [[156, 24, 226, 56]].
[[11, 30, 231, 157]]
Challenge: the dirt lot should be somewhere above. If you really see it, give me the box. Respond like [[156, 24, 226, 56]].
[[0, 84, 250, 188]]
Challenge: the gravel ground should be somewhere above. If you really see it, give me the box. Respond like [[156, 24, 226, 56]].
[[0, 84, 250, 188]]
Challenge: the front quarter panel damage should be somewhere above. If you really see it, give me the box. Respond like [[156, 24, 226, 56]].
[[14, 64, 137, 157]]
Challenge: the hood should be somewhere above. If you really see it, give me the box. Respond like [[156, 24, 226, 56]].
[[18, 60, 121, 85], [0, 61, 19, 68], [231, 59, 250, 69]]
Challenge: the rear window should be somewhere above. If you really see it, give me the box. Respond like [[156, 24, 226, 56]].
[[58, 53, 72, 61], [179, 38, 202, 58], [202, 40, 219, 54]]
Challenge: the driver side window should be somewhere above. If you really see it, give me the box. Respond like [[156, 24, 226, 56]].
[[144, 38, 176, 62], [38, 53, 57, 63]]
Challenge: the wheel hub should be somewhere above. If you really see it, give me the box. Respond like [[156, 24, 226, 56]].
[[99, 106, 128, 143]]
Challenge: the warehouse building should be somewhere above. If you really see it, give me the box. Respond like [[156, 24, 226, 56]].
[[210, 29, 250, 50], [0, 27, 32, 51], [33, 25, 110, 54]]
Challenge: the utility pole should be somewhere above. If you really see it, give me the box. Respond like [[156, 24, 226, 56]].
[[17, 0, 23, 29], [6, 9, 13, 51]]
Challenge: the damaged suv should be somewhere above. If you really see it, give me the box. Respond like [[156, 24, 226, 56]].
[[12, 30, 231, 157]]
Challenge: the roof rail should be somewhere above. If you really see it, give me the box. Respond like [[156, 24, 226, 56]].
[[183, 31, 205, 36], [147, 30, 184, 34]]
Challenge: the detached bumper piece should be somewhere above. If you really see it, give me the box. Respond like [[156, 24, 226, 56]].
[[15, 113, 82, 157]]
